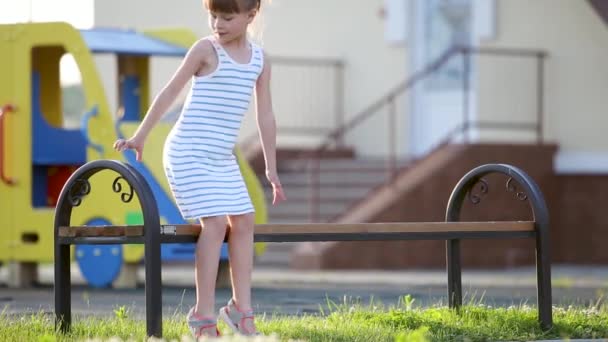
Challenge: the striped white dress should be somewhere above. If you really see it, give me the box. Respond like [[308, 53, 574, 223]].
[[163, 37, 263, 220]]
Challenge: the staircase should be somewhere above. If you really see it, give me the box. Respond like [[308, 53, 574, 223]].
[[255, 156, 409, 267], [272, 158, 409, 223]]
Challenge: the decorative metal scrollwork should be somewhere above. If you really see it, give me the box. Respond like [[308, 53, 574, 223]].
[[67, 179, 91, 207], [112, 176, 134, 203], [468, 178, 489, 204], [506, 177, 528, 201]]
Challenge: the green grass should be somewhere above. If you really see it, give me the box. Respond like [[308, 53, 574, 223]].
[[2, 296, 608, 341]]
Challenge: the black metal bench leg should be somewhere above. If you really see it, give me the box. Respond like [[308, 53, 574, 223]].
[[145, 230, 163, 337], [445, 163, 553, 330], [536, 227, 553, 330], [54, 243, 71, 333], [53, 161, 164, 337], [447, 239, 462, 309]]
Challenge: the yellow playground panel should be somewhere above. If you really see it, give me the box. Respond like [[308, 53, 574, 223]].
[[0, 22, 267, 288]]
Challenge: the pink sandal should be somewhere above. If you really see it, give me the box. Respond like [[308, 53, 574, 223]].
[[218, 298, 260, 336], [187, 307, 220, 338]]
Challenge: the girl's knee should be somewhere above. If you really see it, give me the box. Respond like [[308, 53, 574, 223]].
[[201, 216, 229, 236], [228, 213, 255, 233]]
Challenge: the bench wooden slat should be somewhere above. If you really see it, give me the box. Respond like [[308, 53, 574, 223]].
[[58, 221, 534, 238], [58, 226, 144, 237]]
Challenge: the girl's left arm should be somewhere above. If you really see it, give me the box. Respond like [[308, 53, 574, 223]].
[[255, 53, 286, 204]]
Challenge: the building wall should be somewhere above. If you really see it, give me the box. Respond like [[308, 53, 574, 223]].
[[93, 0, 408, 156], [477, 0, 608, 168], [554, 174, 608, 264]]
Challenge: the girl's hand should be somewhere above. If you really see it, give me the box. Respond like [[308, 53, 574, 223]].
[[113, 136, 145, 161], [266, 169, 286, 205]]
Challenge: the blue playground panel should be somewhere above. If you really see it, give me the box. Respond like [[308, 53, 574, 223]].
[[121, 75, 141, 122], [76, 218, 123, 288], [31, 72, 87, 165]]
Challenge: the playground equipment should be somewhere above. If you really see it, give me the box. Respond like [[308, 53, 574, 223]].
[[0, 22, 267, 288]]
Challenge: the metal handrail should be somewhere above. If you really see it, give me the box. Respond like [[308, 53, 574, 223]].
[[0, 104, 16, 185], [303, 45, 547, 222], [316, 45, 546, 155]]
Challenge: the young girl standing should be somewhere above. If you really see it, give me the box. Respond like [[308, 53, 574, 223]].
[[114, 0, 286, 337]]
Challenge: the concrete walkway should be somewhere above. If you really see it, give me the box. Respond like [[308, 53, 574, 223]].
[[3, 263, 606, 289]]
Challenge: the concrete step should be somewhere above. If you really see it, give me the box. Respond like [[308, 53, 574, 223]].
[[266, 213, 337, 223], [255, 242, 298, 268], [259, 157, 410, 223], [260, 241, 298, 252], [277, 171, 390, 185], [263, 185, 375, 200], [267, 201, 347, 219], [266, 218, 321, 224], [263, 189, 368, 219], [280, 158, 410, 172]]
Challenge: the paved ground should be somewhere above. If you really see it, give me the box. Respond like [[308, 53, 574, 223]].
[[1, 264, 607, 321]]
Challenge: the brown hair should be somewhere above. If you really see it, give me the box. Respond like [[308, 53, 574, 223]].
[[204, 0, 261, 13]]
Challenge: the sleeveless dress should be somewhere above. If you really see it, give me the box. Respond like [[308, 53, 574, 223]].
[[163, 37, 263, 220]]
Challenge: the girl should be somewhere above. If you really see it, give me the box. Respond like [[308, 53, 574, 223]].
[[113, 0, 286, 337]]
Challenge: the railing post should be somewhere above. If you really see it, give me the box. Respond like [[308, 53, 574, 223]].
[[462, 47, 470, 144], [537, 52, 545, 144], [335, 62, 345, 148], [309, 156, 321, 222], [388, 96, 397, 179]]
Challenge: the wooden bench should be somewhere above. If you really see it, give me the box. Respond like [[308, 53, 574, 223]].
[[54, 160, 552, 338]]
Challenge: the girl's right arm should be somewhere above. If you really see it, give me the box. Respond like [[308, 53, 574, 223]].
[[114, 39, 214, 160]]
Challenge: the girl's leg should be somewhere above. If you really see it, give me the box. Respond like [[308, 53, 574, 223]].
[[195, 215, 228, 316], [226, 212, 255, 311]]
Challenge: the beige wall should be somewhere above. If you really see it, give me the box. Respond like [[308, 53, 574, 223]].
[[477, 0, 608, 162], [94, 0, 409, 156]]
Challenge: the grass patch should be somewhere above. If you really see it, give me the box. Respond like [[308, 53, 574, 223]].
[[2, 296, 608, 341]]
